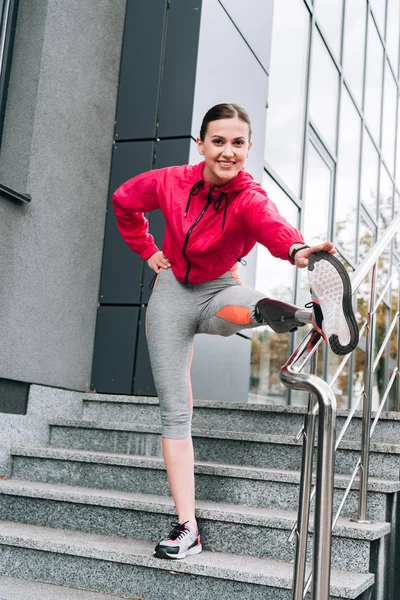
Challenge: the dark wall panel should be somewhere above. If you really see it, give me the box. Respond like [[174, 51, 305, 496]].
[[0, 378, 29, 415], [100, 141, 154, 304], [158, 0, 202, 137], [115, 0, 167, 140], [141, 137, 192, 303], [133, 137, 192, 395], [91, 306, 139, 394], [133, 307, 157, 396]]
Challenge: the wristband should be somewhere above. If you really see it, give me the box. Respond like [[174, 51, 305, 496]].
[[289, 244, 310, 262]]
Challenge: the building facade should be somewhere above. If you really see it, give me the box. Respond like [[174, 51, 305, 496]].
[[0, 0, 398, 469]]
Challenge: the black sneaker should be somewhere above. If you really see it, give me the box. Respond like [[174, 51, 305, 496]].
[[308, 252, 359, 355], [153, 522, 202, 559], [254, 298, 308, 334]]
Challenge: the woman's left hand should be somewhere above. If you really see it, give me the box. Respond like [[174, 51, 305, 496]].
[[293, 241, 335, 268]]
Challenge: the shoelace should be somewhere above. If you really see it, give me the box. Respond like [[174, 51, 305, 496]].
[[167, 521, 191, 541]]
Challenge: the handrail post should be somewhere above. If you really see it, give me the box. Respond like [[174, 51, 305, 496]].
[[291, 353, 318, 600], [311, 388, 336, 599], [280, 352, 336, 600], [356, 263, 377, 522]]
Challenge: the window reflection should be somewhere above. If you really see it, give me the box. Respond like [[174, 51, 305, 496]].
[[396, 111, 400, 184], [335, 88, 361, 260], [360, 131, 379, 219], [379, 165, 393, 232], [302, 142, 331, 247], [395, 193, 400, 253], [255, 173, 298, 302], [342, 0, 367, 108], [358, 216, 376, 264], [353, 271, 376, 409], [297, 142, 332, 308], [364, 16, 384, 145], [315, 0, 344, 58], [375, 302, 389, 405], [382, 61, 397, 175], [309, 32, 339, 151], [249, 331, 291, 404], [265, 0, 309, 196], [249, 174, 299, 405], [386, 0, 400, 74], [388, 266, 399, 410]]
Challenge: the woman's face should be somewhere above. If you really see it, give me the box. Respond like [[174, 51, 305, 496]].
[[196, 117, 252, 186]]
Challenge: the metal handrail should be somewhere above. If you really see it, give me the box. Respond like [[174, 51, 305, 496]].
[[280, 212, 400, 599]]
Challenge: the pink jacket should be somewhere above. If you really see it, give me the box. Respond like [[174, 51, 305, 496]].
[[112, 161, 304, 284]]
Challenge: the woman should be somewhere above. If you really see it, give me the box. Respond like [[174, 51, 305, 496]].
[[112, 103, 358, 560]]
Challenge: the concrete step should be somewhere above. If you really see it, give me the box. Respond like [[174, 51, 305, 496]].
[[0, 479, 389, 574], [0, 576, 128, 599], [0, 521, 374, 599], [11, 446, 400, 522], [81, 394, 400, 442], [48, 420, 400, 480]]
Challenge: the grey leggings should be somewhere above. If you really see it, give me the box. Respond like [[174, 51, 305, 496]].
[[146, 268, 266, 439]]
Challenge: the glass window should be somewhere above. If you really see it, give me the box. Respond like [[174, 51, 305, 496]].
[[379, 165, 394, 231], [395, 193, 400, 254], [381, 61, 397, 175], [303, 142, 332, 245], [388, 265, 399, 410], [369, 0, 387, 36], [328, 256, 353, 408], [250, 173, 299, 406], [255, 173, 298, 303], [386, 0, 400, 73], [309, 31, 339, 152], [297, 141, 333, 306], [364, 17, 384, 145], [396, 109, 400, 184], [249, 328, 291, 405], [315, 0, 344, 58], [342, 0, 367, 108], [358, 216, 376, 264], [335, 88, 361, 260], [265, 0, 310, 196], [361, 131, 379, 219]]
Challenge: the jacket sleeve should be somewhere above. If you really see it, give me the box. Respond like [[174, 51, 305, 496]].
[[112, 170, 161, 261], [243, 191, 305, 263]]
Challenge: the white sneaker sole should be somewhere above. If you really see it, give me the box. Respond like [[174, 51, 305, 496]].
[[308, 252, 359, 355], [153, 543, 203, 560]]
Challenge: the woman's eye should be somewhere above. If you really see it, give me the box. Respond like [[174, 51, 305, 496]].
[[235, 141, 244, 146], [213, 139, 223, 145]]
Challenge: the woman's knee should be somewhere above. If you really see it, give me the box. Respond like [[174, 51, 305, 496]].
[[160, 410, 193, 439]]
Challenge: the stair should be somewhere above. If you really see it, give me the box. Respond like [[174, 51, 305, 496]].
[[0, 575, 127, 599], [0, 394, 397, 599]]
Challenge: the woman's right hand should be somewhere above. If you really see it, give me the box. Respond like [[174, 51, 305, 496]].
[[147, 251, 171, 273]]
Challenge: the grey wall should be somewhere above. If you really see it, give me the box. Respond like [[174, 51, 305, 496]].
[[189, 0, 274, 402], [0, 0, 126, 390]]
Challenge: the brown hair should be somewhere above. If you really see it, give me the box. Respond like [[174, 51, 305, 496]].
[[199, 103, 252, 141]]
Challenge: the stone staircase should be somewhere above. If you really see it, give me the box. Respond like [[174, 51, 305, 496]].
[[0, 394, 399, 599]]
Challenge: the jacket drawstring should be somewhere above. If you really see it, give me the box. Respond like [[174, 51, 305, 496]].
[[185, 181, 229, 232], [184, 180, 204, 216], [211, 189, 229, 231]]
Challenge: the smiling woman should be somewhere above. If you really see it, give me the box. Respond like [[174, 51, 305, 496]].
[[196, 108, 252, 186], [112, 102, 355, 562]]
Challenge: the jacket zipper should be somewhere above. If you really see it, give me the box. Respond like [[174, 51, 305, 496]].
[[182, 194, 213, 284]]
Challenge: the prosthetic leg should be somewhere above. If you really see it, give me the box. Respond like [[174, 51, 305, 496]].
[[254, 298, 312, 334]]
